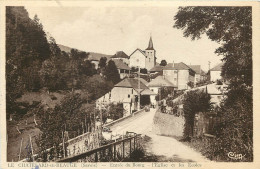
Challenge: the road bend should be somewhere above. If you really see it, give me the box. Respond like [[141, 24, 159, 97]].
[[109, 108, 210, 162]]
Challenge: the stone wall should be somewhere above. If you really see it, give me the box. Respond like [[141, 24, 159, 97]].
[[152, 109, 185, 137]]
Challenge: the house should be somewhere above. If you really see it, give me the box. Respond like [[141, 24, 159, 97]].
[[163, 62, 195, 90], [149, 65, 164, 74], [113, 59, 131, 79], [189, 83, 226, 107], [210, 62, 224, 82], [147, 76, 176, 106], [111, 51, 130, 66], [96, 78, 156, 116], [129, 37, 157, 70], [189, 65, 206, 86]]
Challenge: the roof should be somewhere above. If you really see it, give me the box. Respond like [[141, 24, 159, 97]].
[[149, 65, 164, 72], [114, 78, 149, 91], [164, 62, 191, 70], [134, 77, 149, 85], [210, 62, 224, 71], [141, 89, 156, 95], [111, 51, 129, 59], [201, 70, 207, 76], [189, 65, 201, 74], [147, 76, 176, 87], [146, 36, 154, 50], [113, 60, 130, 70], [129, 48, 147, 58]]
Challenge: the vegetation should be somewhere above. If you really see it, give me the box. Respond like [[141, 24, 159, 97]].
[[182, 90, 211, 139], [159, 60, 167, 66], [6, 7, 117, 161], [174, 7, 252, 161]]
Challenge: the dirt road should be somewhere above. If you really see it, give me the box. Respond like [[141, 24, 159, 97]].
[[110, 108, 209, 162]]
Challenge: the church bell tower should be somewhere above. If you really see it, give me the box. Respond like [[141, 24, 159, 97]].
[[145, 36, 156, 70]]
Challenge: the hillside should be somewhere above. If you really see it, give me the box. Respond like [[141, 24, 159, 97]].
[[58, 44, 112, 60]]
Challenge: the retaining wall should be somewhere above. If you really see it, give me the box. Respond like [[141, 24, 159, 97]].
[[152, 110, 185, 137]]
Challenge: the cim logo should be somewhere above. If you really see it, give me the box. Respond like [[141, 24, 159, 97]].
[[228, 152, 245, 160]]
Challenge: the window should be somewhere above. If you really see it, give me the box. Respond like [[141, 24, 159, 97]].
[[174, 78, 177, 81], [128, 94, 130, 98], [174, 71, 178, 74], [149, 58, 151, 62]]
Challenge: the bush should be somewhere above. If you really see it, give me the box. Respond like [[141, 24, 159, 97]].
[[182, 90, 211, 139]]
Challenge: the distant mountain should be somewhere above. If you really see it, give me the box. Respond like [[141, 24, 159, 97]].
[[58, 44, 112, 61]]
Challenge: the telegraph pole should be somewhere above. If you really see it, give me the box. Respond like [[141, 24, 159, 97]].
[[138, 66, 141, 111]]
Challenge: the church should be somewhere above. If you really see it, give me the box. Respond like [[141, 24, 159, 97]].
[[129, 37, 157, 71]]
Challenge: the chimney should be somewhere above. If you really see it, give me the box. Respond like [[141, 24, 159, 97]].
[[172, 60, 174, 67]]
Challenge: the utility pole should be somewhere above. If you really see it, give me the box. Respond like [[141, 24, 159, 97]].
[[208, 61, 211, 71], [138, 66, 141, 111]]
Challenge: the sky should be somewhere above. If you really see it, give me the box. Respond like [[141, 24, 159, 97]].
[[25, 6, 222, 71]]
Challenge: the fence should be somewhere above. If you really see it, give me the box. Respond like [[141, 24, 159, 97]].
[[56, 133, 141, 162]]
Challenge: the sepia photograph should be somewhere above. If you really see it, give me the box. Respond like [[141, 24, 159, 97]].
[[4, 2, 256, 165]]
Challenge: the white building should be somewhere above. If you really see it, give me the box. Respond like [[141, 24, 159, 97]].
[[210, 63, 224, 82], [162, 62, 195, 90], [147, 76, 176, 106], [96, 78, 156, 116], [129, 37, 157, 70]]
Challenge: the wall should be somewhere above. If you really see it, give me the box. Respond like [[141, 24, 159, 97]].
[[145, 50, 155, 70], [153, 110, 185, 137], [163, 69, 178, 86], [178, 70, 189, 90], [129, 50, 146, 69], [210, 71, 221, 82], [194, 74, 200, 85], [110, 87, 136, 103]]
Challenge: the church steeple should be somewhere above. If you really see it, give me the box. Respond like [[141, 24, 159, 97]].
[[146, 36, 154, 50]]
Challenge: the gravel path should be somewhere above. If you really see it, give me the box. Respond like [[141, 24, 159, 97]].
[[110, 108, 209, 162]]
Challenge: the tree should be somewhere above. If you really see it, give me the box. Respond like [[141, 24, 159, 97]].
[[6, 7, 51, 118], [174, 7, 253, 161], [174, 7, 252, 88], [182, 90, 211, 138], [104, 60, 121, 84], [98, 57, 107, 69], [160, 60, 167, 66]]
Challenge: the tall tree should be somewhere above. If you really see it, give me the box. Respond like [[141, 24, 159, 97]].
[[174, 7, 253, 161], [104, 60, 121, 84], [174, 7, 252, 88], [6, 7, 51, 117]]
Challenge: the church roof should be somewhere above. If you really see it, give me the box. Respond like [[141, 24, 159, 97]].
[[129, 48, 147, 58], [146, 36, 154, 50], [210, 62, 224, 71], [111, 51, 129, 59]]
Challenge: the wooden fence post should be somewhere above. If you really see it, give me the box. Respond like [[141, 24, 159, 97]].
[[122, 140, 125, 158], [133, 135, 136, 150], [129, 139, 132, 155]]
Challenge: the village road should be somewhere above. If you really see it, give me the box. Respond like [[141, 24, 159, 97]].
[[110, 108, 210, 162]]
